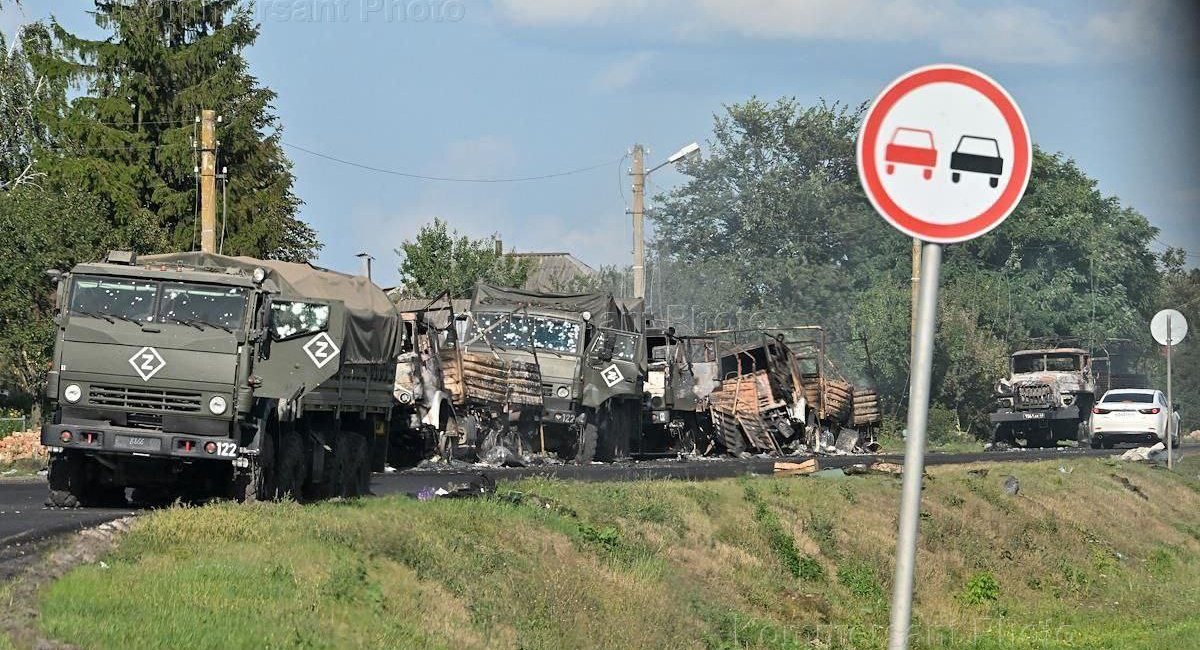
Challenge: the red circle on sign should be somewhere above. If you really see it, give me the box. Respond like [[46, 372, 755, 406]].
[[857, 65, 1031, 243]]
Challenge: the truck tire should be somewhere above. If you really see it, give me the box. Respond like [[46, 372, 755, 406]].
[[46, 453, 122, 508], [46, 453, 82, 508], [595, 403, 630, 462], [275, 430, 307, 500], [576, 419, 598, 464]]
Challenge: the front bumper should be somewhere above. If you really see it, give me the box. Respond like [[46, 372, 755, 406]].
[[990, 406, 1080, 424], [42, 422, 240, 462], [1091, 431, 1163, 445]]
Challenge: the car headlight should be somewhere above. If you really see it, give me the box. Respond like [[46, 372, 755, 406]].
[[63, 384, 82, 404], [208, 396, 228, 415], [555, 386, 570, 399]]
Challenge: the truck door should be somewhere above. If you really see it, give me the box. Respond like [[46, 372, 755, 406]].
[[581, 327, 642, 408], [253, 296, 347, 399]]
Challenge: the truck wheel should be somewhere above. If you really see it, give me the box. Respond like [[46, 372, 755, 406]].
[[329, 430, 371, 498], [46, 453, 83, 508], [595, 404, 630, 462], [576, 418, 598, 464], [275, 431, 307, 500]]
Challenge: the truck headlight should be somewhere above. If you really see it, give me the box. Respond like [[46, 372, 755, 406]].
[[397, 390, 414, 404], [1061, 394, 1075, 406], [63, 384, 82, 404], [208, 396, 228, 415], [555, 386, 570, 399]]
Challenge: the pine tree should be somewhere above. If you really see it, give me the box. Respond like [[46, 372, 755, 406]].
[[25, 0, 319, 261]]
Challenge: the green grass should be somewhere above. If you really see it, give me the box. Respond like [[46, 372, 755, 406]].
[[22, 456, 1200, 649]]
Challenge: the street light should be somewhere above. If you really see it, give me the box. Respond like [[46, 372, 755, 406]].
[[632, 141, 700, 300]]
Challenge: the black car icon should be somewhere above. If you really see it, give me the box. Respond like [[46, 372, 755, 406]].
[[950, 135, 1004, 188]]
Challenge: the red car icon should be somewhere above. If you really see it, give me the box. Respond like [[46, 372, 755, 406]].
[[885, 127, 937, 180]]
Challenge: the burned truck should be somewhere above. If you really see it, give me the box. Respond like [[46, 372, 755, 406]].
[[990, 348, 1095, 447], [391, 295, 543, 462], [42, 251, 402, 505], [704, 328, 881, 456], [638, 328, 720, 455], [463, 284, 644, 462]]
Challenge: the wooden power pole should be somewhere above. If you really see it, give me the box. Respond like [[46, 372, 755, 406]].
[[631, 144, 646, 300], [910, 237, 922, 356], [199, 109, 217, 254]]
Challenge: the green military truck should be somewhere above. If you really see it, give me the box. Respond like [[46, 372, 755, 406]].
[[42, 251, 403, 506], [464, 284, 644, 462]]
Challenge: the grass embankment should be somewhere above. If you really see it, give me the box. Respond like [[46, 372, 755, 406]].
[[23, 457, 1200, 649]]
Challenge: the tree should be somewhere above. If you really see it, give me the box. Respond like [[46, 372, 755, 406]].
[[0, 186, 110, 421], [396, 218, 532, 298], [0, 31, 49, 190], [24, 0, 318, 260]]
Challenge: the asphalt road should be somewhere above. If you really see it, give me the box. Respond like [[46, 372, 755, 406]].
[[1, 441, 1149, 569]]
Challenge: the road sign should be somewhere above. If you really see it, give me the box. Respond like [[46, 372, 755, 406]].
[[860, 64, 1033, 650], [857, 64, 1032, 243], [1152, 309, 1188, 346], [1152, 309, 1187, 471]]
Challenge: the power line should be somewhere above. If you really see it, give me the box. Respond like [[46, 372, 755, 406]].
[[281, 140, 622, 183]]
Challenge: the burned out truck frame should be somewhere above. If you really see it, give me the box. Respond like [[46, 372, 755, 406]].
[[42, 251, 402, 505], [463, 284, 644, 463], [990, 348, 1095, 448]]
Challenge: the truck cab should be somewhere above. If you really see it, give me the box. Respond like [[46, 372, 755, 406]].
[[42, 251, 396, 506], [990, 348, 1095, 447]]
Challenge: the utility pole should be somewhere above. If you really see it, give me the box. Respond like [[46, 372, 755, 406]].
[[910, 237, 922, 354], [631, 144, 646, 300], [199, 109, 217, 254]]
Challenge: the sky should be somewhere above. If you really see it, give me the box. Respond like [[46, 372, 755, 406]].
[[3, 0, 1199, 286]]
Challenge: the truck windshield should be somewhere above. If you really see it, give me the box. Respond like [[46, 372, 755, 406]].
[[1013, 353, 1082, 373], [70, 276, 158, 323], [159, 283, 248, 331], [472, 312, 582, 354]]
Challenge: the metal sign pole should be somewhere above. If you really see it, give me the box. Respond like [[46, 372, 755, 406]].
[[1167, 321, 1173, 470], [887, 241, 942, 650]]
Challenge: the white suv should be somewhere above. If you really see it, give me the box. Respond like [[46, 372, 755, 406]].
[[1089, 389, 1180, 449]]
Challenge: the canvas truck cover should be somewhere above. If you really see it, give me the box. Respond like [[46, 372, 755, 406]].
[[471, 283, 626, 329], [140, 252, 401, 365]]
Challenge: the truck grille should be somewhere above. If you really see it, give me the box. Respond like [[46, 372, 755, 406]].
[[1016, 383, 1052, 408], [88, 385, 203, 413]]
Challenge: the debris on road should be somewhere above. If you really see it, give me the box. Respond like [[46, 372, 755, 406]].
[[1002, 475, 1020, 496], [967, 468, 990, 478], [1117, 442, 1167, 463], [773, 459, 818, 476], [413, 473, 496, 500]]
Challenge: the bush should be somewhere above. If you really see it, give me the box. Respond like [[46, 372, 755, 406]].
[[962, 571, 1000, 605]]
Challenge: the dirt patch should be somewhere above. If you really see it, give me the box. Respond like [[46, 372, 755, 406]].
[[1, 517, 135, 649]]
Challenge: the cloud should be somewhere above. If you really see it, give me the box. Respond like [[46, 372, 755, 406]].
[[494, 0, 1177, 65], [591, 51, 654, 92], [495, 0, 655, 27]]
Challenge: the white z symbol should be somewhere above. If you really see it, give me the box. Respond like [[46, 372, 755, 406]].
[[303, 332, 339, 369], [141, 353, 157, 370]]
